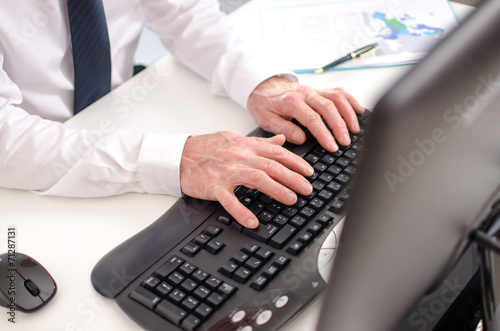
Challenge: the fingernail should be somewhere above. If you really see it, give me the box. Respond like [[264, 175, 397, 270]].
[[286, 192, 296, 204], [291, 130, 302, 143], [341, 134, 351, 146], [305, 165, 314, 176], [328, 140, 338, 152], [247, 219, 259, 228], [353, 122, 360, 132], [303, 182, 313, 195]]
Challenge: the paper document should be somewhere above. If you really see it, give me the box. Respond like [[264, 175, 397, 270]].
[[262, 0, 458, 73]]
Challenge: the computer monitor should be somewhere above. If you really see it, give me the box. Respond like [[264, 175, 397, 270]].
[[316, 0, 500, 330]]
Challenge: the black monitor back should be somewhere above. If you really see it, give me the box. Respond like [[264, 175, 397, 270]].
[[316, 1, 500, 330]]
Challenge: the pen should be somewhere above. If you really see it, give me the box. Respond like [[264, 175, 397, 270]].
[[315, 43, 378, 74]]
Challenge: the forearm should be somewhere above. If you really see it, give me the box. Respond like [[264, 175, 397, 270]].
[[141, 0, 295, 108], [0, 104, 189, 197]]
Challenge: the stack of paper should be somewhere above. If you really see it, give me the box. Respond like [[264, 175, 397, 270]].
[[262, 0, 459, 73]]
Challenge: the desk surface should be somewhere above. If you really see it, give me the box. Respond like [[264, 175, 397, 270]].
[[0, 1, 474, 330]]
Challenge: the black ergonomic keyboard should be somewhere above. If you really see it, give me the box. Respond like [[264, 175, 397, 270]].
[[91, 110, 370, 331]]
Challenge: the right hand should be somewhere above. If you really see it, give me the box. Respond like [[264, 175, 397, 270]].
[[179, 132, 314, 229]]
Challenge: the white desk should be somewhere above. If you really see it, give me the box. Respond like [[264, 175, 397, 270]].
[[0, 2, 474, 330]]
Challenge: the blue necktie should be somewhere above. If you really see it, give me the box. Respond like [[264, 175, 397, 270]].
[[67, 0, 111, 114]]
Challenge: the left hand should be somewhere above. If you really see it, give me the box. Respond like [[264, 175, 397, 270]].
[[247, 76, 365, 152]]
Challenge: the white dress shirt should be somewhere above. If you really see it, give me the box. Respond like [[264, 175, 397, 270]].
[[0, 0, 293, 197]]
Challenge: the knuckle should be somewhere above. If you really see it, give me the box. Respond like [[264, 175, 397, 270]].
[[249, 169, 267, 184], [304, 112, 322, 125]]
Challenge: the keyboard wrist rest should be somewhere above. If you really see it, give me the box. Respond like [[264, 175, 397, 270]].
[[91, 196, 220, 298]]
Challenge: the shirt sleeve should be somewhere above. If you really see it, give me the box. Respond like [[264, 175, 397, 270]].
[[140, 0, 298, 109], [0, 47, 189, 198]]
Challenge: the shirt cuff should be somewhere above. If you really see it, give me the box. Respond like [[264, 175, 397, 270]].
[[138, 133, 191, 197], [216, 55, 298, 109]]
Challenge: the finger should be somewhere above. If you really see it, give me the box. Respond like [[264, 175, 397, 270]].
[[237, 167, 311, 207], [319, 89, 362, 134], [215, 187, 259, 229], [305, 94, 351, 147], [251, 138, 314, 177], [255, 113, 307, 145], [250, 157, 313, 197], [292, 102, 339, 152]]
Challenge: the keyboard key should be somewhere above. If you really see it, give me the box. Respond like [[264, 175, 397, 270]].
[[319, 173, 334, 183], [194, 303, 213, 320], [309, 198, 324, 209], [181, 242, 200, 257], [305, 154, 319, 164], [167, 289, 186, 305], [217, 213, 232, 226], [272, 214, 288, 227], [233, 267, 252, 284], [335, 157, 350, 168], [249, 201, 265, 215], [181, 314, 202, 331], [192, 269, 209, 283], [294, 197, 307, 209], [320, 155, 335, 165], [254, 248, 274, 262], [155, 300, 188, 326], [241, 242, 260, 255], [327, 181, 343, 193], [290, 215, 307, 229], [300, 206, 316, 219], [192, 233, 211, 247], [218, 261, 238, 278], [313, 162, 327, 172], [286, 241, 304, 256], [142, 276, 160, 290], [250, 275, 269, 291], [244, 256, 263, 272], [257, 210, 274, 224], [155, 282, 173, 298], [167, 272, 185, 286], [192, 286, 211, 301], [180, 296, 200, 313], [205, 276, 223, 291], [317, 213, 333, 225], [328, 200, 345, 214], [297, 232, 313, 245], [243, 224, 278, 243], [205, 239, 225, 255], [326, 165, 342, 175], [343, 149, 358, 160], [230, 222, 243, 232], [262, 265, 279, 280], [318, 189, 334, 201], [230, 251, 250, 265], [154, 256, 184, 279], [179, 262, 197, 276], [206, 293, 224, 309], [268, 201, 283, 214], [269, 224, 297, 249], [307, 222, 324, 236], [282, 207, 298, 218], [312, 181, 325, 192], [217, 282, 238, 297], [129, 286, 161, 310], [335, 173, 351, 184], [203, 224, 222, 238], [273, 256, 290, 270], [180, 279, 198, 294]]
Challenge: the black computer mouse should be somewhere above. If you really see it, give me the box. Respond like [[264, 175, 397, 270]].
[[0, 252, 57, 312]]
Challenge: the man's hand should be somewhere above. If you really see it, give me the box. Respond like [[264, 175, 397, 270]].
[[247, 76, 365, 152], [180, 132, 314, 229]]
